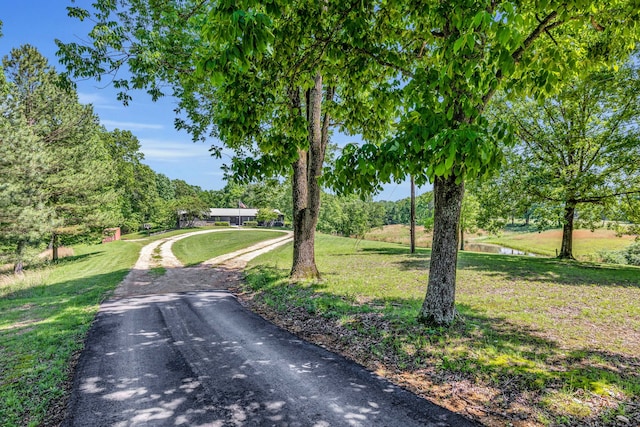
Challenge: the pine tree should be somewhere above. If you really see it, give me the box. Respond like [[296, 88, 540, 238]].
[[0, 110, 53, 273], [2, 45, 118, 262]]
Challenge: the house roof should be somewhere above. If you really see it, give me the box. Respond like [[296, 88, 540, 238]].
[[208, 208, 259, 217], [207, 208, 283, 217]]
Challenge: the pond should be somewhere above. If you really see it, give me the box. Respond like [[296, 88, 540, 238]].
[[464, 242, 537, 257]]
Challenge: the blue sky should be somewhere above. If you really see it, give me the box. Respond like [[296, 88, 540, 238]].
[[1, 1, 421, 201]]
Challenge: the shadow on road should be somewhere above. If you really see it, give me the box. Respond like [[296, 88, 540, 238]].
[[64, 291, 476, 426]]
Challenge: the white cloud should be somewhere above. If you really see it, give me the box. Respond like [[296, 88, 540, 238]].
[[102, 120, 164, 131], [77, 92, 119, 110], [139, 139, 210, 161]]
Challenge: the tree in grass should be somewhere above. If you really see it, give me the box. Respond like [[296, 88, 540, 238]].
[[498, 66, 640, 259], [465, 146, 538, 235], [57, 0, 398, 280], [3, 45, 118, 261], [175, 196, 209, 228], [0, 114, 53, 273], [330, 2, 640, 324], [256, 208, 279, 227], [318, 193, 383, 238], [459, 194, 480, 251]]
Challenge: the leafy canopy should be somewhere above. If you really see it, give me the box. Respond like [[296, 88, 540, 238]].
[[329, 1, 640, 196]]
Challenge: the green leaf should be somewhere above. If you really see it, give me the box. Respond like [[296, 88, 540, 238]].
[[453, 36, 466, 53]]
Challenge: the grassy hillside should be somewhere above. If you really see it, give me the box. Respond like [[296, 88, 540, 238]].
[[0, 240, 141, 426], [245, 234, 640, 426]]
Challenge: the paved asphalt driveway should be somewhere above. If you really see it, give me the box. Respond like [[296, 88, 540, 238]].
[[63, 291, 478, 426]]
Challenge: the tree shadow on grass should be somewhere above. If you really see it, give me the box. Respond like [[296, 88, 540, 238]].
[[456, 251, 640, 288], [244, 269, 640, 425], [50, 252, 100, 266], [357, 247, 431, 256], [358, 247, 640, 288], [0, 268, 131, 308], [327, 247, 432, 271], [0, 268, 133, 426]]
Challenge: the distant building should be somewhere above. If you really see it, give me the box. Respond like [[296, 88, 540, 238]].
[[178, 208, 284, 228], [102, 227, 121, 243]]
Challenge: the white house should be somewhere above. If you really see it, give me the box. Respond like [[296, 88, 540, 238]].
[[178, 208, 284, 227]]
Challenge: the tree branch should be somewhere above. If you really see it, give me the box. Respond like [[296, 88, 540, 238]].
[[482, 11, 560, 107]]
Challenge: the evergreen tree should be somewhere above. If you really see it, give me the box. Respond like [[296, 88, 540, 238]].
[[0, 113, 53, 273], [2, 45, 118, 261]]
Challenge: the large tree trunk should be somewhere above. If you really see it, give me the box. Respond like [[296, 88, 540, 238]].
[[419, 174, 464, 326], [289, 73, 330, 280], [558, 200, 576, 259], [291, 150, 319, 279]]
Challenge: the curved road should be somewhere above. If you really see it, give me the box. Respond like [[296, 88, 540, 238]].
[[63, 230, 477, 426]]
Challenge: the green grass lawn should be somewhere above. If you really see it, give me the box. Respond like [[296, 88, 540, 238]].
[[246, 234, 640, 426], [172, 229, 286, 266], [0, 240, 141, 426], [480, 228, 636, 259], [120, 225, 229, 241]]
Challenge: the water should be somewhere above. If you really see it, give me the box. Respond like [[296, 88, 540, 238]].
[[464, 242, 536, 256]]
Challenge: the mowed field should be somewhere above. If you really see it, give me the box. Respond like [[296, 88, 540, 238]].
[[365, 224, 636, 260], [245, 233, 640, 426], [482, 228, 636, 258]]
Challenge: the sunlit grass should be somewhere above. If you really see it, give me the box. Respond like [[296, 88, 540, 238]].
[[120, 224, 229, 241], [0, 240, 141, 426], [481, 228, 635, 258], [172, 229, 285, 266], [246, 233, 640, 425]]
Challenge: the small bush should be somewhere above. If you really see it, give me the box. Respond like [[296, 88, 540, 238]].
[[214, 221, 230, 226], [624, 242, 640, 266], [243, 221, 258, 227], [598, 250, 627, 265]]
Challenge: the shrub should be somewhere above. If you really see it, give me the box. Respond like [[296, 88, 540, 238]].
[[624, 241, 640, 266], [214, 221, 230, 226], [243, 221, 258, 227], [598, 250, 627, 265]]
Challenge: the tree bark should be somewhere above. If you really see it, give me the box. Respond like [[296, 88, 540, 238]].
[[410, 175, 416, 254], [291, 150, 319, 279], [558, 200, 576, 259], [459, 216, 465, 251], [52, 232, 59, 262], [290, 73, 329, 280], [419, 174, 464, 326], [14, 241, 25, 275]]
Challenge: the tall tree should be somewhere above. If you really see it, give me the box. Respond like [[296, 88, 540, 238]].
[[330, 2, 640, 324], [57, 0, 398, 279], [0, 113, 53, 273], [499, 66, 640, 259], [468, 148, 534, 233], [3, 46, 118, 260]]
